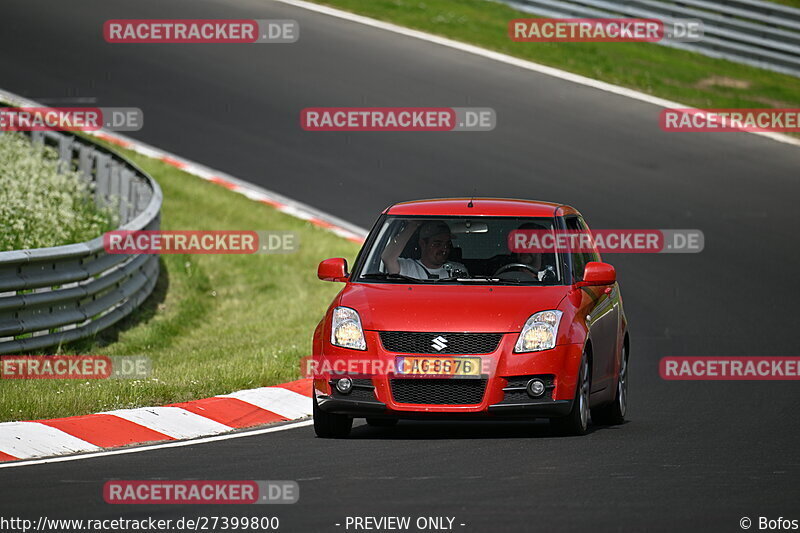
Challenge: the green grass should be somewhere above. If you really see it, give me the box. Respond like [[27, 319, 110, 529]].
[[771, 0, 800, 8], [311, 0, 800, 110], [0, 147, 360, 422]]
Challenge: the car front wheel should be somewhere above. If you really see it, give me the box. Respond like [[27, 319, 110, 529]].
[[592, 342, 628, 426], [313, 395, 353, 438], [550, 354, 591, 436]]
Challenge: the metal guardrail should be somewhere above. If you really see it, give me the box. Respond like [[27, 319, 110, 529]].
[[501, 0, 800, 77], [0, 129, 162, 354]]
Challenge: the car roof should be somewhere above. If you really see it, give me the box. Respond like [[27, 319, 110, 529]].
[[384, 198, 579, 218]]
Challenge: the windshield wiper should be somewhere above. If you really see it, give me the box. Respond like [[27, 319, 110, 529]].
[[360, 273, 428, 283], [360, 274, 532, 285], [454, 276, 528, 284]]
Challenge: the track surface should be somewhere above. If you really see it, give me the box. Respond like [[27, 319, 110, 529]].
[[2, 1, 800, 531]]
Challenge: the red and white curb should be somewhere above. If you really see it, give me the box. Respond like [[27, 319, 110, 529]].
[[0, 379, 313, 463]]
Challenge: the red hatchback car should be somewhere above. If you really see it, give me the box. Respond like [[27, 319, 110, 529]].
[[312, 198, 629, 437]]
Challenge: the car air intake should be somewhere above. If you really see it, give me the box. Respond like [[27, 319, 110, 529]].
[[379, 332, 502, 354], [390, 378, 488, 405], [499, 375, 555, 403]]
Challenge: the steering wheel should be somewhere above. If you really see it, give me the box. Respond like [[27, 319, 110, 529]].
[[493, 263, 539, 277]]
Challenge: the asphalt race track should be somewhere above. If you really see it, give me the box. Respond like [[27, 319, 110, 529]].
[[2, 1, 800, 531]]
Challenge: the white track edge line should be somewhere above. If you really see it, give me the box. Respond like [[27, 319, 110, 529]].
[[0, 419, 313, 469], [274, 0, 800, 148]]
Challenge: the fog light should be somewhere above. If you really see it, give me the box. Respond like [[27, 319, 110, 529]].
[[335, 377, 353, 394], [526, 379, 545, 398]]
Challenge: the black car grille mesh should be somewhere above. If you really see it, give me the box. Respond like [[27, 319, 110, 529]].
[[380, 332, 502, 354], [390, 378, 487, 405]]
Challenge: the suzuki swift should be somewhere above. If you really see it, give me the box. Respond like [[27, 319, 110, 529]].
[[312, 198, 629, 437]]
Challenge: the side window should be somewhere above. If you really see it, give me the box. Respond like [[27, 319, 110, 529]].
[[577, 217, 601, 264], [565, 217, 599, 280]]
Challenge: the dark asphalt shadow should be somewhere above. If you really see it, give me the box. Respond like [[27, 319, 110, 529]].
[[342, 419, 627, 440]]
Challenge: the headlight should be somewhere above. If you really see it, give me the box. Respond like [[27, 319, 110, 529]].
[[331, 306, 366, 350], [514, 310, 563, 353]]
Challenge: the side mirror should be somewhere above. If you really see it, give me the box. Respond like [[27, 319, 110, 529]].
[[575, 261, 616, 288], [318, 258, 348, 282]]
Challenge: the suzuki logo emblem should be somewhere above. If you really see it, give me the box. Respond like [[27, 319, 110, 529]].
[[431, 335, 448, 351]]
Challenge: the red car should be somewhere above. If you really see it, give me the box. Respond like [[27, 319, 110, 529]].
[[312, 198, 629, 437]]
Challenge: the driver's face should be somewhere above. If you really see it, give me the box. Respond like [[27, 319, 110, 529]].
[[517, 253, 542, 269], [421, 233, 452, 267]]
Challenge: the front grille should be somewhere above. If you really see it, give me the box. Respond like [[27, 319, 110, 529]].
[[390, 378, 487, 405], [380, 332, 502, 354]]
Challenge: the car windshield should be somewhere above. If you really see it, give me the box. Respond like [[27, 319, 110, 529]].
[[353, 216, 565, 285]]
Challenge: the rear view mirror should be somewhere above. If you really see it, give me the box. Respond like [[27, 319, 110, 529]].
[[318, 258, 348, 282], [575, 262, 616, 287], [450, 221, 488, 234]]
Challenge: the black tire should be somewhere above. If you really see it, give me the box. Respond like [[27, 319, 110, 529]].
[[366, 418, 399, 427], [592, 342, 628, 426], [550, 354, 591, 436], [313, 395, 353, 438]]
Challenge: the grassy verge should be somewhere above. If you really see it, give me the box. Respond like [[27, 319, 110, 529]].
[[771, 0, 800, 8], [310, 0, 800, 110], [0, 147, 360, 422]]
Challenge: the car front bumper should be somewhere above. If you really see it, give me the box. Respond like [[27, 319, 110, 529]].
[[313, 336, 583, 419], [316, 394, 573, 419]]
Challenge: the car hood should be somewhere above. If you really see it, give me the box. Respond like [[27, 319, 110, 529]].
[[339, 283, 569, 333]]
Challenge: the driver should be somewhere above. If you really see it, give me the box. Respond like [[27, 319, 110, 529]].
[[502, 222, 551, 281], [381, 220, 469, 280]]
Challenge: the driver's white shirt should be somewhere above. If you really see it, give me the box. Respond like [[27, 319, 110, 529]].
[[397, 258, 468, 279]]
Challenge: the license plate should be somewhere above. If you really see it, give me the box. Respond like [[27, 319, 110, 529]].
[[395, 356, 482, 377]]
